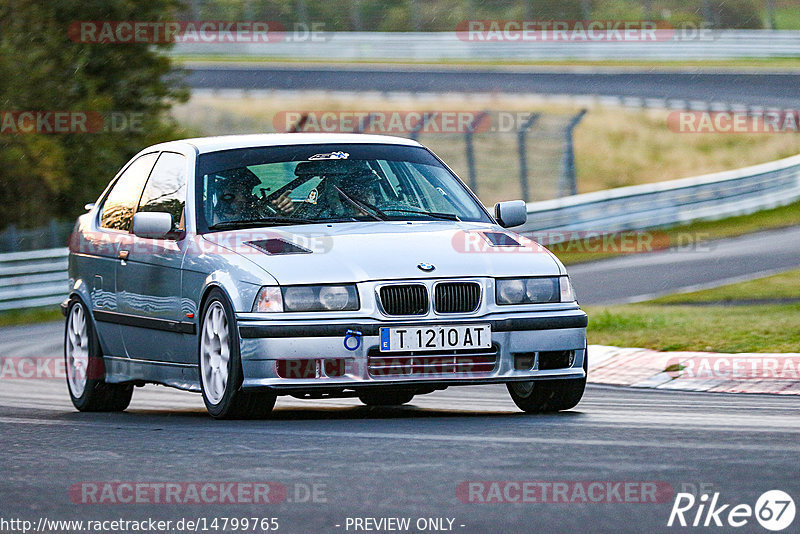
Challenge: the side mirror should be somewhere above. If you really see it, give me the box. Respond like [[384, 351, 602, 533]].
[[132, 212, 173, 239], [494, 200, 527, 228]]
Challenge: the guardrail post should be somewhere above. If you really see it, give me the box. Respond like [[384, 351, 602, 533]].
[[49, 220, 61, 248], [516, 113, 540, 202], [559, 109, 587, 198], [767, 0, 777, 29], [4, 224, 18, 252], [464, 111, 488, 195]]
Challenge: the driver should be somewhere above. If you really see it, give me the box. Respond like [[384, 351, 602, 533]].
[[213, 173, 262, 223]]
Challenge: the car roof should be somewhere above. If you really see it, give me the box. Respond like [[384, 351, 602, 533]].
[[146, 133, 423, 155]]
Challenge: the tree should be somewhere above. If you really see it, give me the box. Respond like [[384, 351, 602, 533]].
[[0, 0, 188, 230]]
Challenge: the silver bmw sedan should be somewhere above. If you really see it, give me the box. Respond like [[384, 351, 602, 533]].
[[64, 133, 588, 419]]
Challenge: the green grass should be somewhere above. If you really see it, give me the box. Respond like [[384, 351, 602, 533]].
[[586, 268, 800, 353], [774, 7, 800, 29], [586, 303, 800, 353], [0, 307, 63, 328], [550, 199, 800, 265]]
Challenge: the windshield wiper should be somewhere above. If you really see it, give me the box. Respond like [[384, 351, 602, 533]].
[[208, 217, 325, 230], [381, 208, 461, 221], [333, 185, 387, 221]]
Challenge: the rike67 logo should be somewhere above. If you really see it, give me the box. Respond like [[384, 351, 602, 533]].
[[668, 490, 795, 531]]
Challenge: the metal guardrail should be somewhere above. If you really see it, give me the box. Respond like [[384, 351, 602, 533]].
[[172, 30, 800, 61], [0, 248, 68, 311], [519, 153, 800, 235], [4, 152, 800, 311]]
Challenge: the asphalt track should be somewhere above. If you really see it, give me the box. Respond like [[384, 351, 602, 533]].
[[568, 225, 800, 305], [185, 65, 800, 108], [1, 342, 798, 533], [2, 227, 800, 532]]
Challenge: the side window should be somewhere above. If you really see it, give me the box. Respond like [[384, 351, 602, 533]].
[[100, 153, 158, 231], [137, 152, 188, 231]]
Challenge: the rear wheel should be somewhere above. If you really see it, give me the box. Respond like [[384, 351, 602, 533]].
[[507, 348, 587, 413], [65, 299, 133, 412], [200, 289, 276, 419], [358, 390, 415, 406]]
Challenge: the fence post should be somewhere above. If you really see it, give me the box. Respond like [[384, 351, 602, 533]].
[[516, 113, 540, 202], [559, 109, 587, 197], [464, 111, 488, 195], [353, 112, 382, 134], [409, 112, 434, 141], [288, 112, 309, 133]]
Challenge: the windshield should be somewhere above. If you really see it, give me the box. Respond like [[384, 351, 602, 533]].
[[196, 143, 491, 231]]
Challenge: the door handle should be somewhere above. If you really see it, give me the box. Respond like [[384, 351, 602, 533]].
[[119, 250, 130, 261]]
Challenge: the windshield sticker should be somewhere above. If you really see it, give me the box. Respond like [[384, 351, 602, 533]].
[[308, 151, 349, 160]]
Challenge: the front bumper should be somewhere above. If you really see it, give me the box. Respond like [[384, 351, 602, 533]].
[[237, 310, 587, 390]]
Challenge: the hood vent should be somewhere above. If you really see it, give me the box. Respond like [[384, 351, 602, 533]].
[[482, 232, 521, 247], [245, 239, 312, 255]]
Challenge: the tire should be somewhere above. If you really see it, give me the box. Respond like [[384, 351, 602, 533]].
[[199, 288, 276, 419], [358, 390, 415, 407], [506, 347, 587, 413], [64, 299, 133, 412]]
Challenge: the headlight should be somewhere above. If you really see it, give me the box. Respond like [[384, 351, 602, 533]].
[[282, 284, 359, 312], [496, 278, 525, 304], [252, 286, 283, 312], [496, 277, 573, 305]]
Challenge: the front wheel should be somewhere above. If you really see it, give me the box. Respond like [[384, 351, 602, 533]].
[[199, 289, 276, 419], [65, 299, 133, 412], [507, 348, 587, 413]]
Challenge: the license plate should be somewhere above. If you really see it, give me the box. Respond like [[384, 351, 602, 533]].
[[379, 325, 491, 352]]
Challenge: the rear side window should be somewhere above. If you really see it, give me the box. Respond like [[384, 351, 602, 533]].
[[137, 152, 188, 231], [100, 153, 158, 231]]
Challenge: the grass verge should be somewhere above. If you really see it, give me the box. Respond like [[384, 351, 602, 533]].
[[585, 268, 800, 353], [0, 307, 62, 328]]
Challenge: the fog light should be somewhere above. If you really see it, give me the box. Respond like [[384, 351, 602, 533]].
[[513, 353, 536, 370], [276, 359, 317, 379], [538, 350, 574, 370]]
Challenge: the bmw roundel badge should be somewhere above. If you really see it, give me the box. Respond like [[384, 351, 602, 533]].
[[417, 262, 435, 272]]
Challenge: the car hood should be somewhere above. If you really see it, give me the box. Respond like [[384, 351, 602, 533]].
[[202, 221, 562, 285]]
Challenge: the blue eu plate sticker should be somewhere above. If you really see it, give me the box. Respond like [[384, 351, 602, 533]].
[[380, 328, 390, 351]]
